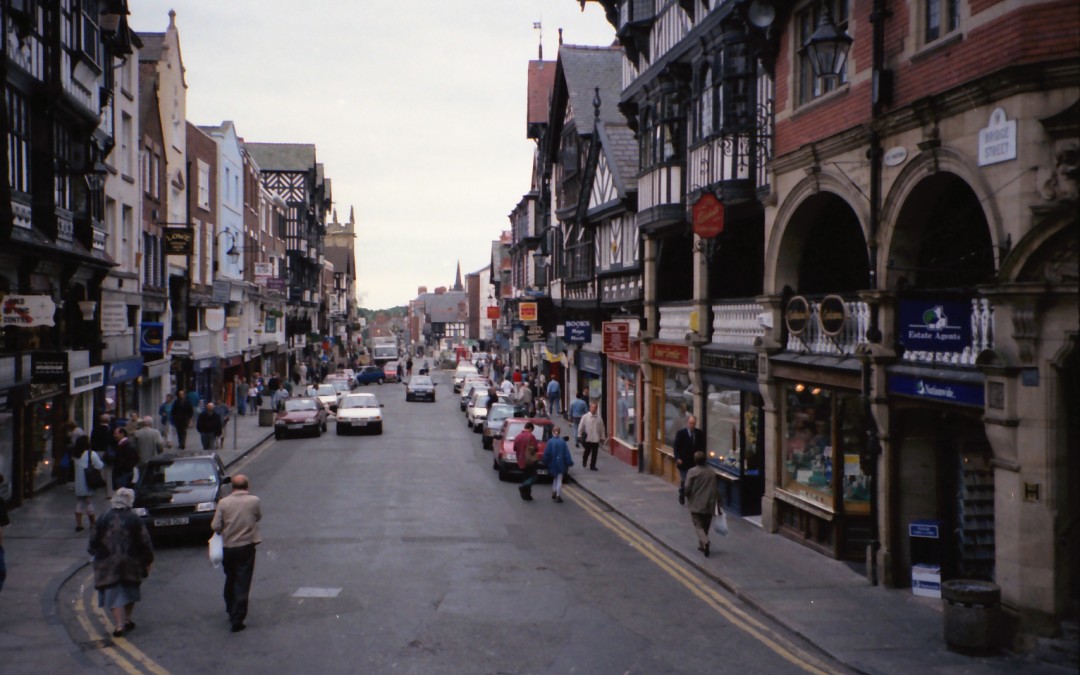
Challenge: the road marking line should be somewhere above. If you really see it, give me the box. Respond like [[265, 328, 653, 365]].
[[563, 487, 837, 675], [73, 582, 143, 674], [75, 569, 172, 675]]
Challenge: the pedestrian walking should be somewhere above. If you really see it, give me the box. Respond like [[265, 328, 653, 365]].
[[111, 428, 139, 490], [211, 474, 262, 632], [158, 394, 175, 448], [172, 390, 194, 450], [545, 426, 574, 503], [91, 414, 115, 498], [673, 415, 705, 505], [515, 381, 534, 416], [405, 357, 413, 379], [236, 377, 249, 417], [196, 403, 223, 451], [246, 377, 260, 412], [72, 435, 105, 532], [546, 375, 562, 417], [685, 451, 720, 557], [515, 423, 540, 501], [88, 488, 153, 638], [132, 417, 164, 467], [215, 402, 231, 448], [577, 401, 607, 471], [568, 395, 589, 448], [0, 474, 10, 593]]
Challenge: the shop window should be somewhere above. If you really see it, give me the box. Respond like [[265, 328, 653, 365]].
[[705, 386, 762, 476], [662, 366, 693, 448], [781, 383, 867, 512], [612, 362, 638, 445]]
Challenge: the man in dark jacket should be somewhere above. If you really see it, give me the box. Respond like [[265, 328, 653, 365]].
[[90, 415, 115, 497], [673, 414, 705, 505], [196, 403, 223, 451], [171, 390, 195, 450]]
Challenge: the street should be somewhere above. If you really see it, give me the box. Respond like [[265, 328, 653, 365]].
[[59, 371, 846, 674]]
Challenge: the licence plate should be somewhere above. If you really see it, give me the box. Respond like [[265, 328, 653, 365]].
[[536, 468, 549, 476], [352, 420, 367, 426], [288, 424, 303, 429], [154, 516, 189, 527]]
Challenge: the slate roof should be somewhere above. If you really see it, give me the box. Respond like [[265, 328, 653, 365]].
[[244, 143, 316, 172], [324, 245, 353, 275], [137, 33, 164, 61], [421, 292, 468, 323], [559, 44, 623, 135], [527, 60, 557, 127], [597, 121, 638, 198]]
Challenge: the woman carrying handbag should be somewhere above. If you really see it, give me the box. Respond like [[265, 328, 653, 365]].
[[72, 435, 105, 532]]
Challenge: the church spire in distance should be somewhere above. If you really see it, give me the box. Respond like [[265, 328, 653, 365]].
[[453, 260, 463, 291]]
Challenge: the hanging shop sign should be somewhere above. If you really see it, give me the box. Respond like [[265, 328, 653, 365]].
[[486, 306, 500, 319], [105, 356, 144, 386], [100, 301, 129, 335], [1, 294, 56, 327], [888, 374, 984, 408], [898, 300, 972, 355], [519, 302, 538, 323], [69, 365, 105, 395], [785, 296, 810, 336], [649, 342, 690, 367], [577, 350, 603, 375], [163, 227, 194, 255], [524, 324, 545, 342], [212, 280, 232, 305], [602, 321, 631, 358], [265, 317, 277, 333], [266, 278, 286, 293], [168, 339, 190, 357], [205, 307, 226, 332], [31, 352, 68, 384], [818, 295, 847, 336], [140, 322, 164, 354], [254, 262, 273, 281], [564, 320, 591, 344], [978, 108, 1016, 167], [692, 192, 725, 239]]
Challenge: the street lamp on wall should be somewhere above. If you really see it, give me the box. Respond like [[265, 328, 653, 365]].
[[802, 3, 852, 82]]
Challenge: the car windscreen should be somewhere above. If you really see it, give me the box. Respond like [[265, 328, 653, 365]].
[[284, 399, 317, 412], [143, 460, 218, 486], [340, 396, 378, 409], [330, 381, 349, 393], [410, 377, 433, 386], [488, 405, 515, 422], [316, 385, 336, 396]]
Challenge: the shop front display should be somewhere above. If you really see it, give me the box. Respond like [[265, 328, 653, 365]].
[[577, 350, 603, 403], [702, 349, 764, 516], [647, 342, 691, 479], [775, 380, 870, 558]]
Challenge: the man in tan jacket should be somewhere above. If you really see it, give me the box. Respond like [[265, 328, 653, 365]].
[[211, 474, 261, 632]]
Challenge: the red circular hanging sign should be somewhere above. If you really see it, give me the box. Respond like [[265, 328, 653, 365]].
[[692, 192, 725, 239]]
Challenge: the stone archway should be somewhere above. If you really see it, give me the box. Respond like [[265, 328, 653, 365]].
[[773, 190, 869, 294]]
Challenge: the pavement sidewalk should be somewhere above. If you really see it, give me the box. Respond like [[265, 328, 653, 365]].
[[567, 450, 1064, 674], [0, 408, 274, 674]]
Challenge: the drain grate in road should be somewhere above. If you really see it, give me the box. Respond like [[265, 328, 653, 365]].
[[292, 587, 342, 598]]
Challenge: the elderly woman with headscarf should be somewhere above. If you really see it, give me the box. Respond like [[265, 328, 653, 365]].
[[88, 488, 154, 638]]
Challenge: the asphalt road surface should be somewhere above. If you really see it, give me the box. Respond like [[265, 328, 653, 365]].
[[60, 371, 848, 675]]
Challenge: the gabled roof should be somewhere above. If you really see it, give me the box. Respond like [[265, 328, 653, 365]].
[[244, 143, 316, 172], [558, 44, 623, 133]]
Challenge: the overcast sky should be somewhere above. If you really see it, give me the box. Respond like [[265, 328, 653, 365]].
[[129, 1, 616, 310]]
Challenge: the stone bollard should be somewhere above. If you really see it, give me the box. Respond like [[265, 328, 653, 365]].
[[942, 579, 1001, 652]]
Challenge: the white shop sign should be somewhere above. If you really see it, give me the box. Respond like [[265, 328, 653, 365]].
[[101, 301, 129, 335], [978, 108, 1016, 167]]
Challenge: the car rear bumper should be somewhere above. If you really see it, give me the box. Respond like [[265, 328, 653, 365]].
[[141, 511, 215, 537]]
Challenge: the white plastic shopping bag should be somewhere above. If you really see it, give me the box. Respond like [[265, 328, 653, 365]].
[[713, 512, 729, 537], [208, 533, 224, 568]]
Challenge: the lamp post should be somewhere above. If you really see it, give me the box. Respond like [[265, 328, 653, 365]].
[[802, 0, 884, 586]]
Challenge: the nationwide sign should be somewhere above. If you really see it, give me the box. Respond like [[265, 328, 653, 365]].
[[888, 375, 984, 408], [1, 294, 56, 327]]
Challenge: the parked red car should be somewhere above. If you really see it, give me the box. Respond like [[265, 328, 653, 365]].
[[493, 418, 554, 482], [274, 397, 328, 439]]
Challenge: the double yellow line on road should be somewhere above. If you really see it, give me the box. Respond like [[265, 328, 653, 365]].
[[73, 570, 171, 674], [562, 486, 839, 675]]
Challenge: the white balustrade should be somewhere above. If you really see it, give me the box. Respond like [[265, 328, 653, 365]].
[[786, 299, 869, 356], [658, 302, 694, 342], [711, 301, 765, 347]]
